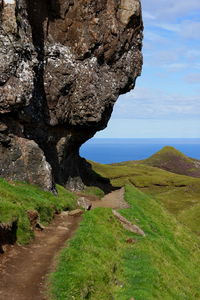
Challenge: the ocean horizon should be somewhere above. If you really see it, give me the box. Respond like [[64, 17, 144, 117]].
[[80, 138, 200, 164]]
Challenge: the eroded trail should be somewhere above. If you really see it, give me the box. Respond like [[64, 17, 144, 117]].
[[92, 187, 129, 209], [0, 213, 81, 300], [0, 188, 127, 300]]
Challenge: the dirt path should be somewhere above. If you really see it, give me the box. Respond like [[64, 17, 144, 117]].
[[0, 188, 127, 300], [0, 213, 81, 300], [91, 187, 129, 209]]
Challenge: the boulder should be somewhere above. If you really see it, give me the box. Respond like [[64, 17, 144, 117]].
[[112, 210, 145, 236], [77, 197, 92, 210], [27, 210, 39, 229], [0, 0, 143, 190]]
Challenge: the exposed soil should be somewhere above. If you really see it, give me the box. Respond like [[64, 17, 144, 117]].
[[0, 213, 81, 300], [91, 187, 129, 209]]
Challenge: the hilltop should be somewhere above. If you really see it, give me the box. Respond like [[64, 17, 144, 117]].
[[142, 146, 200, 178]]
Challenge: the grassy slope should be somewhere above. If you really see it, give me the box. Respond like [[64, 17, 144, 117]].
[[91, 160, 200, 235], [50, 185, 200, 300], [0, 178, 76, 244], [142, 146, 200, 178], [1, 150, 200, 299], [120, 186, 200, 299], [82, 186, 105, 198], [49, 207, 126, 300]]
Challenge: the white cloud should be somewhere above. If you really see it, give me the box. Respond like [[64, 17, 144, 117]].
[[142, 0, 200, 21], [164, 63, 189, 71], [151, 20, 200, 40], [154, 23, 180, 33], [105, 0, 200, 138], [113, 87, 200, 120], [180, 21, 200, 40], [185, 73, 200, 84], [185, 50, 200, 62], [96, 118, 200, 138], [142, 11, 156, 20]]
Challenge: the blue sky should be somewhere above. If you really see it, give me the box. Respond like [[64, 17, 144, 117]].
[[97, 0, 200, 138]]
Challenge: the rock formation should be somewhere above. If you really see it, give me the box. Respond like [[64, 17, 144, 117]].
[[0, 0, 143, 191]]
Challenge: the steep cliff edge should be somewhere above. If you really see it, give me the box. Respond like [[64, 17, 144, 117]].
[[0, 0, 143, 191]]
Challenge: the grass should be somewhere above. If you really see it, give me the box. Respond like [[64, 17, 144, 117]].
[[49, 208, 127, 300], [50, 185, 200, 300], [91, 160, 200, 235], [178, 203, 200, 236], [0, 178, 76, 244], [82, 186, 105, 198], [118, 185, 200, 299], [1, 146, 200, 299], [141, 146, 200, 178], [144, 146, 192, 164], [91, 160, 200, 189]]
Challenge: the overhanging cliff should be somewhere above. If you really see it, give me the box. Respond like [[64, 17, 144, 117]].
[[0, 0, 143, 191]]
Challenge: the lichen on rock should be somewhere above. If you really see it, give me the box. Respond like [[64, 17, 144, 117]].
[[119, 0, 141, 25], [0, 0, 143, 191]]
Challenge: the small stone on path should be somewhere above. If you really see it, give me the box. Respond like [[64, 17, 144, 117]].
[[68, 209, 84, 217]]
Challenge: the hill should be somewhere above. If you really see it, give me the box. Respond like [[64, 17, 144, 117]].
[[91, 159, 200, 235], [142, 146, 200, 178]]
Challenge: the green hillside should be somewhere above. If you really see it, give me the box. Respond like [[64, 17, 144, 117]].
[[50, 185, 200, 300], [91, 159, 200, 235], [142, 146, 200, 178], [0, 179, 76, 244], [1, 146, 200, 299]]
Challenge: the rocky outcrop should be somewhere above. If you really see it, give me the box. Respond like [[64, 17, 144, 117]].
[[77, 196, 92, 210], [0, 0, 143, 190], [112, 210, 145, 236]]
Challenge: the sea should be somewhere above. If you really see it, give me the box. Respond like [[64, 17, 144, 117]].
[[80, 138, 200, 164]]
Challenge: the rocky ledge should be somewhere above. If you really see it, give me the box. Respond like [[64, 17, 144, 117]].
[[0, 0, 143, 191]]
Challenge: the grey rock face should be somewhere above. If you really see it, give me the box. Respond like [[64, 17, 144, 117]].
[[0, 136, 54, 190], [0, 0, 143, 190]]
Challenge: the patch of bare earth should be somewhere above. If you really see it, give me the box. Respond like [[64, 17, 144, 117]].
[[91, 187, 129, 209], [0, 213, 81, 300]]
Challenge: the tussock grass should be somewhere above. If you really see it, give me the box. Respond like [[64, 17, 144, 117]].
[[0, 178, 76, 244]]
